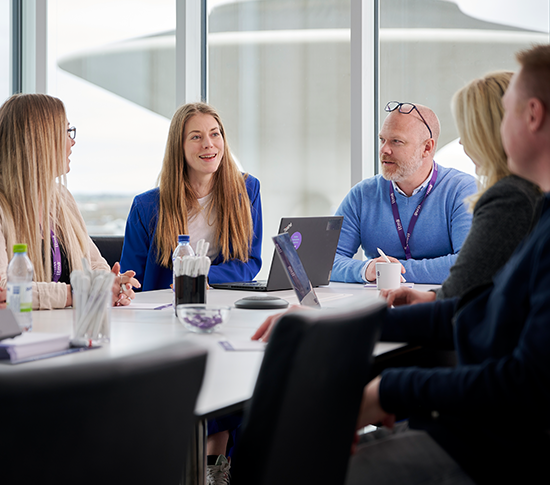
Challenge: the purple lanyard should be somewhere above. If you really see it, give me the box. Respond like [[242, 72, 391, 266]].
[[389, 162, 438, 260], [51, 230, 62, 283]]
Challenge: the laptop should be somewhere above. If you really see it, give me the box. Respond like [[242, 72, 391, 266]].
[[272, 232, 321, 308], [210, 216, 343, 291], [0, 309, 22, 341]]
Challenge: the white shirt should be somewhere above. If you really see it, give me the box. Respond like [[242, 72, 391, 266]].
[[188, 193, 220, 259], [391, 163, 435, 198]]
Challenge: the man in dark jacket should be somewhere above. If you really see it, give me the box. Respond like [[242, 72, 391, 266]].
[[348, 43, 550, 485]]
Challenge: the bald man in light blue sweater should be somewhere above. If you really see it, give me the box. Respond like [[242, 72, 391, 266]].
[[332, 103, 476, 284]]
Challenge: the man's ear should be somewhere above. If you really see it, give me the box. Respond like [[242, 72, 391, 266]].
[[526, 97, 546, 133], [422, 138, 436, 158]]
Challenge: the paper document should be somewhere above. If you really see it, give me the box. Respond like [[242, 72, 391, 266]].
[[219, 340, 266, 352], [113, 303, 173, 310], [0, 332, 70, 362]]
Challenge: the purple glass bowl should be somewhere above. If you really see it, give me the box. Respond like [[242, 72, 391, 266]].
[[177, 304, 231, 333]]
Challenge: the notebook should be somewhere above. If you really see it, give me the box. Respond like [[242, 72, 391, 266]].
[[210, 216, 343, 291], [0, 332, 71, 363], [272, 232, 321, 308]]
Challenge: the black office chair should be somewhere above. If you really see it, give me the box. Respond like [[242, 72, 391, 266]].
[[0, 341, 207, 485], [231, 299, 386, 485], [91, 235, 125, 268]]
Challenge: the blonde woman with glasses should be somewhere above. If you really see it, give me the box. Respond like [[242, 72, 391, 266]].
[[0, 93, 139, 310], [382, 71, 542, 307]]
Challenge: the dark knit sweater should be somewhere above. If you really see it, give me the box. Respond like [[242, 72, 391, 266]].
[[436, 174, 541, 299]]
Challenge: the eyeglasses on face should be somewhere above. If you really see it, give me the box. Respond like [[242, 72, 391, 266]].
[[67, 126, 76, 140], [384, 102, 432, 139]]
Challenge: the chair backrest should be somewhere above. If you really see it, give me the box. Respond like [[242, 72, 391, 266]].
[[91, 235, 125, 268], [0, 341, 207, 485], [232, 299, 386, 485]]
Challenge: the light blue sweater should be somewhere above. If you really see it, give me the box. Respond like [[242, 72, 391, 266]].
[[331, 165, 477, 284]]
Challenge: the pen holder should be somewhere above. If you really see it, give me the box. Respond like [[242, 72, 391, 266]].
[[175, 275, 207, 316], [72, 289, 111, 345]]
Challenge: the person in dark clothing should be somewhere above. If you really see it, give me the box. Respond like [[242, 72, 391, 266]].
[[381, 71, 541, 308], [347, 44, 550, 484]]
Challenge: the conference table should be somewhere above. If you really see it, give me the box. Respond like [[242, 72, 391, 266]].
[[3, 281, 439, 484]]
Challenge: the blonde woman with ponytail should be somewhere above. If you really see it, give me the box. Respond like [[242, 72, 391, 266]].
[[0, 94, 139, 310], [120, 102, 262, 290]]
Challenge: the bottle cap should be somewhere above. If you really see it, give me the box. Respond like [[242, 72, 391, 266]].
[[13, 243, 28, 253], [178, 234, 190, 243]]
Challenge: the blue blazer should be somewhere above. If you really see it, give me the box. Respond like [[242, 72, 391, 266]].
[[120, 174, 262, 290]]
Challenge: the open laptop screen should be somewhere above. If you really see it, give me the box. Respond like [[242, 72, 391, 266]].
[[272, 232, 321, 308]]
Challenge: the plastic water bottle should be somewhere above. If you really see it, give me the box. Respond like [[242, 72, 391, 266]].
[[6, 243, 34, 332], [173, 235, 194, 315]]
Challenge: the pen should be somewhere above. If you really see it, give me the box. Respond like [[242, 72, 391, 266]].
[[154, 303, 173, 310], [377, 247, 407, 283]]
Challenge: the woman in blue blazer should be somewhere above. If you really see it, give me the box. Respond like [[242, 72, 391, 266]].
[[120, 102, 263, 483], [121, 102, 262, 290]]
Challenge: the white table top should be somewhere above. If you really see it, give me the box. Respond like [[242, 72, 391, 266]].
[[1, 282, 439, 418]]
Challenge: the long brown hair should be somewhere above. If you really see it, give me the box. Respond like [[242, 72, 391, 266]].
[[155, 102, 253, 267], [0, 93, 89, 281]]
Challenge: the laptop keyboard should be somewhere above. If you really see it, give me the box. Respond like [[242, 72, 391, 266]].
[[237, 280, 267, 287]]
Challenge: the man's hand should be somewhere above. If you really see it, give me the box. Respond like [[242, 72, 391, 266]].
[[251, 305, 307, 342], [365, 256, 405, 282], [356, 376, 396, 430], [379, 287, 436, 307]]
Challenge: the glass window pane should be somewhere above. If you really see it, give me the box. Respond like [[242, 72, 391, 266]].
[[380, 0, 550, 176], [208, 0, 351, 278], [47, 0, 176, 235], [0, 0, 10, 101]]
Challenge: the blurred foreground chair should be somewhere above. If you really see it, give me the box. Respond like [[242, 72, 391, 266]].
[[0, 341, 206, 485], [232, 299, 386, 485], [91, 235, 124, 268]]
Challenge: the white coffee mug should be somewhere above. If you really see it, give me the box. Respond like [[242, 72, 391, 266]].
[[375, 262, 401, 290]]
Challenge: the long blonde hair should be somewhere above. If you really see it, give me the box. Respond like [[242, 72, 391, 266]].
[[452, 71, 513, 209], [0, 94, 89, 281], [155, 102, 253, 267]]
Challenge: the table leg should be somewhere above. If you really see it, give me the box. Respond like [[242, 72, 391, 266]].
[[183, 418, 207, 485]]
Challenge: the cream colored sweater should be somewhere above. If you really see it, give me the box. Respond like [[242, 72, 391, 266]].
[[0, 189, 109, 310]]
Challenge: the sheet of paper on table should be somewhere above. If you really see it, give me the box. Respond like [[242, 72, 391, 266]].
[[218, 340, 267, 351], [281, 292, 354, 305], [113, 303, 173, 310]]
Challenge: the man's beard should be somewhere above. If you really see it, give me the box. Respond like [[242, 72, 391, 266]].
[[380, 158, 423, 183]]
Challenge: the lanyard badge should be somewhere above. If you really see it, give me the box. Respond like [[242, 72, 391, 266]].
[[389, 162, 438, 260]]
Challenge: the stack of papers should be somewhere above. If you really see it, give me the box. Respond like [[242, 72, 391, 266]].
[[0, 332, 70, 363]]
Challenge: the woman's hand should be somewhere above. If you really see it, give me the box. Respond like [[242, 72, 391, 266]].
[[251, 304, 305, 342], [0, 287, 6, 309], [110, 262, 141, 306], [379, 287, 436, 307], [365, 256, 405, 282]]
